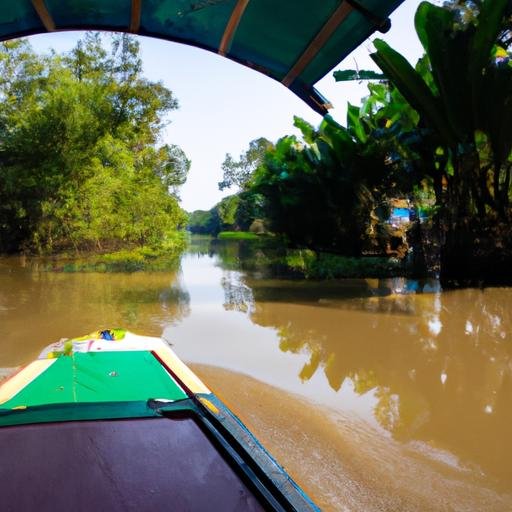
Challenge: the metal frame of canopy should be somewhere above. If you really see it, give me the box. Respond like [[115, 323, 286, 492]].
[[1, 0, 404, 114]]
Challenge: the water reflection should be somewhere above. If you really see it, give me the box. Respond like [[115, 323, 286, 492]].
[[222, 272, 254, 314], [184, 238, 511, 489], [241, 282, 512, 487], [0, 256, 189, 365]]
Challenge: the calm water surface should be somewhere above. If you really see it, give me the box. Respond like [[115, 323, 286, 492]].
[[1, 238, 511, 511]]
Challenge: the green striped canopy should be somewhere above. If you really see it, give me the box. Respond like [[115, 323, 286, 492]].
[[2, 0, 404, 113]]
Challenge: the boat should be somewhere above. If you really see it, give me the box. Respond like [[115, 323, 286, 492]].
[[0, 329, 319, 511]]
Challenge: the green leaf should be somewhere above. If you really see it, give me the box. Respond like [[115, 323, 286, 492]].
[[293, 116, 316, 144], [371, 39, 457, 147], [482, 66, 512, 170], [333, 69, 385, 82], [414, 2, 472, 141], [469, 0, 509, 129], [319, 115, 356, 162], [469, 0, 509, 81], [347, 103, 368, 144]]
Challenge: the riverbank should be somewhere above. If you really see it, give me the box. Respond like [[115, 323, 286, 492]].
[[283, 249, 403, 279], [5, 233, 188, 273], [217, 231, 260, 240], [192, 234, 407, 280], [7, 233, 407, 278]]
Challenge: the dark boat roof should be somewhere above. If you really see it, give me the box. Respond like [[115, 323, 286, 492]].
[[6, 0, 405, 114], [1, 416, 267, 512]]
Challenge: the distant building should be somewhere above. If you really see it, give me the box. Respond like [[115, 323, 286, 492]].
[[389, 207, 410, 226], [388, 199, 411, 227]]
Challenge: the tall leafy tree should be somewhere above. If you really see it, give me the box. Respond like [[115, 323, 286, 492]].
[[252, 116, 390, 255], [0, 33, 188, 253], [218, 137, 273, 191]]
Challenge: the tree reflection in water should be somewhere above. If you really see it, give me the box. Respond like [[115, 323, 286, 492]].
[[217, 247, 512, 487], [0, 257, 190, 366], [221, 272, 254, 313]]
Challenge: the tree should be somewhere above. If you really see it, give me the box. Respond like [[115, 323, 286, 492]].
[[187, 210, 220, 235], [0, 33, 188, 253], [218, 137, 273, 191], [370, 0, 512, 282], [148, 144, 190, 196], [251, 116, 390, 255]]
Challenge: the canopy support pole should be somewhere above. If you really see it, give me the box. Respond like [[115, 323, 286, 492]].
[[218, 0, 250, 56], [130, 0, 142, 33], [282, 1, 352, 88], [31, 0, 55, 32]]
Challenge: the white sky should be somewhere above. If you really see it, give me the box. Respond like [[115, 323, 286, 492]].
[[29, 0, 424, 212]]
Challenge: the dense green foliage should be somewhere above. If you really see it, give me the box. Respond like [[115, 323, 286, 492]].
[[188, 190, 266, 236], [218, 137, 272, 191], [0, 33, 189, 254], [190, 107, 409, 256], [369, 0, 512, 281], [187, 209, 217, 235], [195, 0, 512, 282], [251, 115, 396, 255], [371, 0, 512, 219], [187, 195, 237, 235]]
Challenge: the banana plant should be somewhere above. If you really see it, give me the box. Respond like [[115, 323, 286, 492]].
[[370, 0, 511, 220], [251, 114, 392, 255]]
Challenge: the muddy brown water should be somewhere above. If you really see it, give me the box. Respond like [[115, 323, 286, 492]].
[[1, 239, 512, 511]]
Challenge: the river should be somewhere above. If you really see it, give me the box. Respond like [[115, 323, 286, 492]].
[[1, 237, 511, 511]]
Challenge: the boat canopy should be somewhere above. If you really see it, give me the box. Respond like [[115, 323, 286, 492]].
[[6, 0, 404, 114]]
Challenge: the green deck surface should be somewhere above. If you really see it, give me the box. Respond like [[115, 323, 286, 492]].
[[1, 351, 187, 410]]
